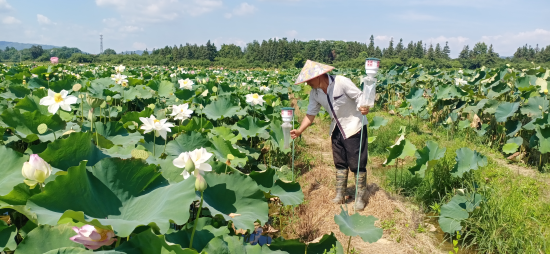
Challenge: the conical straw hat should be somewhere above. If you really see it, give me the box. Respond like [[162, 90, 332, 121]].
[[294, 60, 335, 85]]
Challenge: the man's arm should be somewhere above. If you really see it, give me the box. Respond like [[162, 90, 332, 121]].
[[290, 114, 315, 139]]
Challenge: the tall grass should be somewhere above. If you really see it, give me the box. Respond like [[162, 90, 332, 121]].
[[369, 108, 550, 253]]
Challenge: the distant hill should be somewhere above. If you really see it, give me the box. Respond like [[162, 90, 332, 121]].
[[0, 41, 61, 50]]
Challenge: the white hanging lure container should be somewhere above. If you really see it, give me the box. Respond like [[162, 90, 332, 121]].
[[360, 58, 380, 108], [281, 107, 294, 149]]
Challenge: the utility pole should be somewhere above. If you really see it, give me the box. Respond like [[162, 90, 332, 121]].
[[100, 35, 103, 54]]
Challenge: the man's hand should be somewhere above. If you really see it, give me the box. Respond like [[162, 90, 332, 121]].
[[290, 129, 302, 139], [359, 106, 369, 115]]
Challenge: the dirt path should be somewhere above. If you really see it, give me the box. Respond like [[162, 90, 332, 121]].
[[287, 118, 446, 254]]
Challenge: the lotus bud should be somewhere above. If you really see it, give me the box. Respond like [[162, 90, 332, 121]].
[[73, 84, 82, 92], [539, 105, 543, 110], [545, 89, 548, 95], [86, 93, 104, 108], [70, 225, 116, 250], [195, 171, 207, 192], [185, 155, 196, 173], [22, 154, 52, 189]]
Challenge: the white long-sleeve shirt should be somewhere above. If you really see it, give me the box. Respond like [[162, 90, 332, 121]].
[[306, 74, 367, 139]]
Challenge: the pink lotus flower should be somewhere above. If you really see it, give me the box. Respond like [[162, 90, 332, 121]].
[[70, 225, 116, 250], [50, 57, 59, 64]]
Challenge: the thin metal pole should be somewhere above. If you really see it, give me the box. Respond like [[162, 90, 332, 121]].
[[353, 115, 366, 213], [291, 112, 295, 182]]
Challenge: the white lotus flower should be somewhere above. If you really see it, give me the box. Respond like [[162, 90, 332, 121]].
[[178, 78, 194, 89], [458, 69, 464, 74], [241, 82, 247, 87], [139, 115, 174, 139], [31, 74, 38, 78], [245, 93, 265, 106], [201, 89, 209, 97], [112, 74, 128, 85], [115, 65, 125, 73], [260, 86, 270, 92], [170, 73, 176, 78], [170, 104, 193, 121], [455, 78, 467, 86], [22, 154, 51, 188], [39, 89, 78, 114], [173, 147, 213, 179]]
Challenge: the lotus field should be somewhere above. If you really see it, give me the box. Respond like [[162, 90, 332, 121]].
[[0, 62, 549, 253]]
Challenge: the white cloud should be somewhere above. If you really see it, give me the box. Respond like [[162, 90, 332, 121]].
[[0, 0, 12, 12], [37, 14, 55, 25], [1, 15, 20, 24], [424, 36, 470, 58], [133, 42, 147, 50], [119, 25, 142, 33], [96, 0, 222, 22], [374, 35, 392, 46], [102, 18, 121, 27], [286, 30, 298, 38], [213, 37, 247, 48], [394, 11, 438, 21], [225, 2, 257, 19], [481, 29, 550, 56]]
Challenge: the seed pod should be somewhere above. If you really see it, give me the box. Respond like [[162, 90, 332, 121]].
[[86, 93, 104, 108]]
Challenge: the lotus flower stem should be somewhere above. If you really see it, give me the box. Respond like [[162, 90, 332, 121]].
[[153, 132, 156, 157], [163, 136, 167, 155], [189, 191, 204, 250], [346, 235, 352, 254]]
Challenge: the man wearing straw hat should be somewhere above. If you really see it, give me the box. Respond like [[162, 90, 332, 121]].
[[291, 60, 370, 211]]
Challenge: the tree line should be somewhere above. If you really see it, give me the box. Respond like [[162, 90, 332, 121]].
[[1, 36, 548, 69]]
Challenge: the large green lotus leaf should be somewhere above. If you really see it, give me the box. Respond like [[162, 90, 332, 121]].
[[120, 107, 154, 124], [535, 126, 550, 154], [486, 82, 510, 99], [208, 126, 242, 144], [123, 85, 154, 101], [268, 237, 306, 254], [502, 143, 519, 154], [165, 218, 229, 252], [506, 137, 524, 147], [450, 148, 488, 178], [82, 122, 143, 146], [39, 132, 109, 171], [1, 108, 66, 143], [148, 80, 174, 97], [515, 76, 534, 91], [408, 141, 446, 177], [27, 78, 49, 90], [407, 97, 427, 114], [505, 119, 522, 137], [463, 99, 488, 115], [203, 96, 241, 120], [210, 136, 248, 167], [165, 131, 211, 157], [159, 155, 185, 184], [26, 158, 196, 237], [384, 139, 416, 166], [0, 85, 30, 99], [405, 87, 423, 99], [368, 116, 389, 130], [0, 221, 17, 251], [201, 173, 268, 231], [14, 95, 50, 115], [175, 89, 196, 101], [334, 207, 382, 243], [307, 233, 344, 254], [495, 102, 519, 122], [43, 247, 92, 254], [138, 133, 168, 159], [0, 146, 29, 197], [49, 79, 77, 93], [438, 194, 484, 234], [202, 235, 247, 254], [15, 224, 82, 254], [520, 96, 549, 118], [0, 183, 40, 206], [88, 78, 115, 100], [172, 116, 214, 133], [112, 229, 198, 254], [249, 168, 304, 206], [231, 116, 270, 139]]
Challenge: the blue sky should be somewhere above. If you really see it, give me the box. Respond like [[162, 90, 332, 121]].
[[1, 0, 549, 57]]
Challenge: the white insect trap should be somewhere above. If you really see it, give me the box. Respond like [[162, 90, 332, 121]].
[[359, 58, 380, 108], [280, 107, 294, 149]]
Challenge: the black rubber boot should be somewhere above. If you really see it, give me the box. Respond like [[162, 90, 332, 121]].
[[354, 172, 368, 211], [331, 169, 348, 204]]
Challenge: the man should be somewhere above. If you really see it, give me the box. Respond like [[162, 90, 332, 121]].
[[290, 60, 370, 211]]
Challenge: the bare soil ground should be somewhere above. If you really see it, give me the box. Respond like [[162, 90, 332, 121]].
[[286, 117, 447, 254]]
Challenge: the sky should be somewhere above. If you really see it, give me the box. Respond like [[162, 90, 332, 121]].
[[0, 0, 549, 58]]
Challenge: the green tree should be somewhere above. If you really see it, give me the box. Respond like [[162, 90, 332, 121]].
[[443, 41, 451, 59], [29, 45, 44, 59], [103, 48, 117, 55]]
